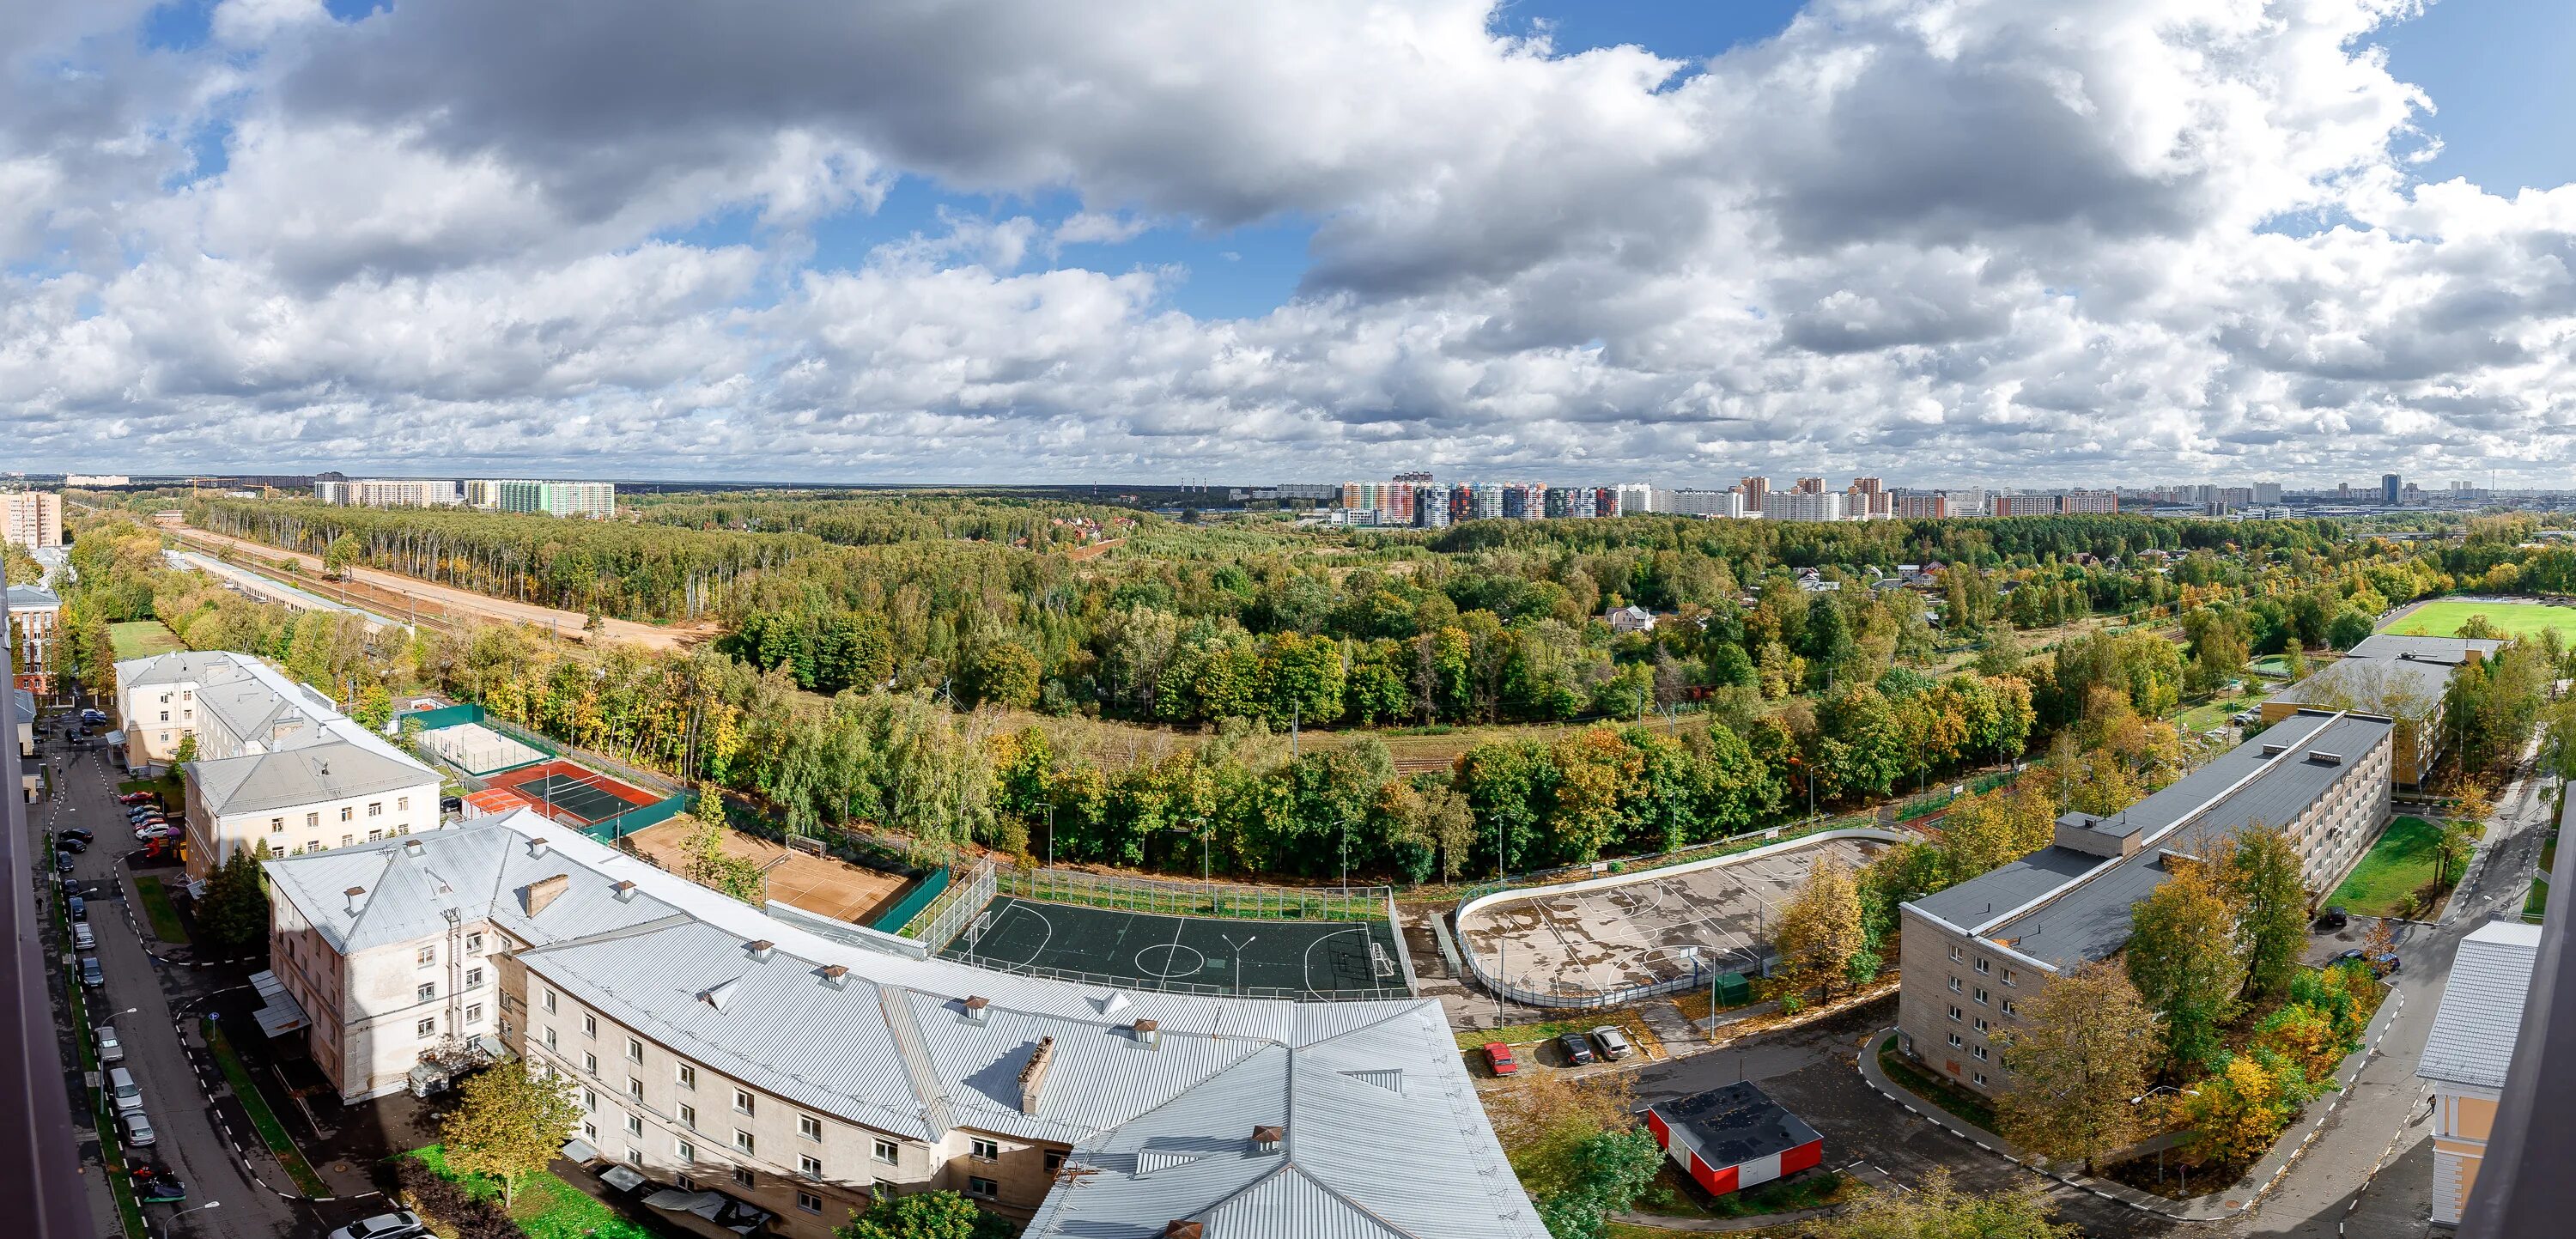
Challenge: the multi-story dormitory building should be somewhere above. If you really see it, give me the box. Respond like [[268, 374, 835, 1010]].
[[1897, 709, 2394, 1096], [117, 651, 441, 882], [262, 813, 1546, 1239]]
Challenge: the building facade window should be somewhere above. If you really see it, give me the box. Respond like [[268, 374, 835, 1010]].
[[466, 967, 485, 990], [417, 982, 436, 1001], [677, 1065, 696, 1090], [733, 1090, 754, 1115], [1974, 957, 1990, 975], [799, 1114, 822, 1142], [678, 1103, 696, 1130], [368, 802, 383, 817], [629, 1078, 644, 1101], [734, 1131, 756, 1155], [583, 1014, 597, 1036], [418, 945, 436, 967], [874, 1139, 898, 1164], [1973, 1044, 1989, 1061], [968, 1177, 997, 1199], [544, 1027, 558, 1050], [465, 1004, 483, 1024], [270, 817, 284, 833], [1947, 1032, 1963, 1048], [625, 1114, 643, 1137], [1947, 1005, 1961, 1021], [1947, 976, 1961, 993], [799, 1155, 823, 1179], [1947, 945, 1962, 962], [732, 1168, 755, 1189], [971, 1138, 999, 1161], [796, 1191, 823, 1215], [626, 1037, 643, 1062], [416, 1018, 436, 1037], [583, 1053, 598, 1075], [676, 1139, 696, 1163], [544, 989, 557, 1013]]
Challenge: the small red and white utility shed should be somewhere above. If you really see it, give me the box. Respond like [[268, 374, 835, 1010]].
[[1643, 1081, 1823, 1197]]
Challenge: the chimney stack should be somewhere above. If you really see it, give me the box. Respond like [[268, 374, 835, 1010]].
[[1252, 1125, 1285, 1152], [747, 939, 775, 963], [525, 873, 568, 916], [611, 879, 638, 902], [1133, 1018, 1161, 1048], [819, 964, 849, 991], [1163, 1224, 1202, 1239], [1018, 1036, 1056, 1116], [528, 837, 550, 859], [343, 885, 366, 914], [961, 995, 990, 1025]]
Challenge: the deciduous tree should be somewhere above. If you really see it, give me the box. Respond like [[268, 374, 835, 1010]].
[[2126, 865, 2243, 1075], [1826, 1167, 2077, 1239], [835, 1189, 1014, 1239], [1996, 961, 2158, 1173], [440, 1060, 581, 1208], [1776, 853, 1866, 998], [2219, 826, 2308, 1002]]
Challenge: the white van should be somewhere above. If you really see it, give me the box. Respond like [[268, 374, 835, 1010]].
[[108, 1066, 143, 1114]]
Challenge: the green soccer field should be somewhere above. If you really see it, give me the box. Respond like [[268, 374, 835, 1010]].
[[2381, 598, 2576, 642]]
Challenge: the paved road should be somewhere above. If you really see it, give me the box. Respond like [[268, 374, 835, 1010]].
[[34, 721, 325, 1239], [2230, 750, 2556, 1238]]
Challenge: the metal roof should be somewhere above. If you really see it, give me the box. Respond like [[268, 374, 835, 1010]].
[[265, 815, 1542, 1237], [190, 742, 435, 817], [1907, 711, 2392, 970], [2420, 920, 2543, 1091], [1650, 1081, 1822, 1169]]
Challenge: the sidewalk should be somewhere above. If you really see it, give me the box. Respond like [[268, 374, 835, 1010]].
[[1854, 988, 2409, 1224]]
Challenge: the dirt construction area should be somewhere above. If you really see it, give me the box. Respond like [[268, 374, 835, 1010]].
[[1457, 835, 1891, 1003], [625, 822, 913, 924]]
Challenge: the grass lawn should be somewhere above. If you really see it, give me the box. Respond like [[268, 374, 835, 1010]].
[[407, 1146, 654, 1239], [131, 876, 190, 944], [1633, 1164, 1861, 1220], [2169, 689, 2270, 735], [205, 1019, 330, 1196], [1878, 1034, 1997, 1132], [2383, 598, 2576, 641], [107, 620, 185, 661], [1454, 1012, 1656, 1057], [2329, 816, 2445, 918]]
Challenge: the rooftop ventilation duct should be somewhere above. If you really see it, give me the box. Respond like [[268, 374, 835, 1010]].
[[1164, 1223, 1202, 1239], [343, 885, 366, 914], [404, 838, 425, 857], [961, 996, 991, 1025], [611, 880, 638, 902], [1252, 1125, 1285, 1152], [528, 837, 550, 859], [747, 939, 776, 963], [1018, 1036, 1056, 1116], [1133, 1018, 1161, 1049], [819, 964, 849, 991], [2306, 751, 2343, 767], [525, 873, 569, 916], [701, 977, 739, 1012]]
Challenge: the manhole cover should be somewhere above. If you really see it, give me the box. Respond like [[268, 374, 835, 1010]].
[[333, 1163, 351, 1172]]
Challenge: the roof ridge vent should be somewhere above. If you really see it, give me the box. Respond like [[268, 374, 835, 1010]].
[[701, 976, 740, 1012], [610, 879, 638, 902], [404, 837, 425, 857], [1252, 1124, 1285, 1151], [343, 885, 366, 914], [527, 837, 550, 859]]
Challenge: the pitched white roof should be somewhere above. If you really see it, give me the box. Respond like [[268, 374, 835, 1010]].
[[264, 814, 1543, 1237], [2419, 920, 2543, 1090]]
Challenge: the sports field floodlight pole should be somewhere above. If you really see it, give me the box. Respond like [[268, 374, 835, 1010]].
[[1340, 813, 1352, 895], [1044, 804, 1056, 869]]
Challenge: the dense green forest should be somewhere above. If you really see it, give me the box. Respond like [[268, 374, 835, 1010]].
[[61, 495, 2538, 884]]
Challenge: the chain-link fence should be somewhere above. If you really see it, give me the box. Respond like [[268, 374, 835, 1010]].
[[899, 858, 996, 951], [995, 864, 1391, 923]]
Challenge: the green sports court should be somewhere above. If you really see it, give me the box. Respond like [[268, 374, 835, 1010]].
[[940, 896, 1413, 1001]]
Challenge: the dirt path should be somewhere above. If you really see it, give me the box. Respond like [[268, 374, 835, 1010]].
[[167, 522, 712, 651]]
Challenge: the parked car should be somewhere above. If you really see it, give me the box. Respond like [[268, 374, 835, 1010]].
[[72, 923, 95, 951], [440, 795, 464, 815], [55, 852, 76, 873], [326, 1211, 424, 1239], [58, 836, 87, 855], [79, 957, 103, 987], [2334, 947, 2366, 965], [1589, 1026, 1634, 1062], [2313, 906, 2349, 932], [1483, 1043, 1518, 1076], [1558, 1032, 1595, 1066], [82, 708, 107, 724], [66, 896, 86, 922], [2372, 952, 2403, 976], [132, 1170, 186, 1204], [60, 826, 94, 844], [109, 1067, 143, 1114], [120, 1111, 155, 1147], [118, 793, 157, 805], [94, 1024, 123, 1065], [135, 824, 179, 841]]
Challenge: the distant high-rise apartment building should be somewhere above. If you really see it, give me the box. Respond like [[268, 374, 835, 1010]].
[[2, 490, 64, 549], [2254, 482, 2283, 504], [1793, 477, 1826, 495], [1654, 489, 1748, 518], [1615, 483, 1655, 515], [1893, 494, 1951, 519], [1469, 483, 1504, 521], [2060, 489, 2119, 515], [1765, 490, 1844, 523], [1414, 487, 1450, 529], [1593, 487, 1619, 518], [1739, 477, 1770, 513], [1991, 494, 2055, 517], [313, 478, 459, 507], [64, 475, 129, 487], [2382, 473, 2403, 505], [473, 479, 617, 519]]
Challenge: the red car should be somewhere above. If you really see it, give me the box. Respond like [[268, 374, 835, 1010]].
[[118, 793, 158, 805], [1483, 1043, 1518, 1076]]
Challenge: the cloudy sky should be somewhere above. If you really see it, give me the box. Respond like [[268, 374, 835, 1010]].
[[5, 0, 2573, 488]]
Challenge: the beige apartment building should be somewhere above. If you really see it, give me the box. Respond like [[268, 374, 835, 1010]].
[[2261, 634, 2504, 786], [117, 651, 440, 879], [2419, 919, 2543, 1225], [263, 814, 1543, 1239], [3, 489, 64, 549], [1898, 710, 2393, 1096]]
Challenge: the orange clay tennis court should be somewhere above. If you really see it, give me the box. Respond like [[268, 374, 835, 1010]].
[[623, 820, 913, 925]]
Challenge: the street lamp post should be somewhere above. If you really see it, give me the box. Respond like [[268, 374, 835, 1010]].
[[1044, 804, 1056, 870], [2129, 1086, 2199, 1188], [161, 1200, 221, 1239]]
